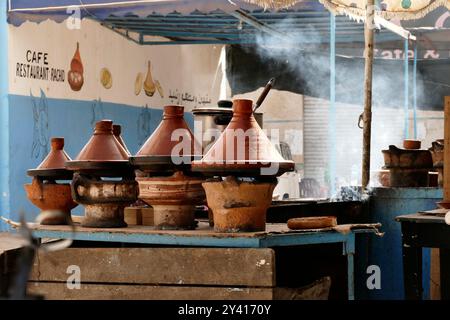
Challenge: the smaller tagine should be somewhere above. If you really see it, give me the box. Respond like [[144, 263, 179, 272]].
[[130, 105, 205, 230], [192, 99, 295, 232], [66, 120, 137, 228], [25, 137, 77, 225], [382, 140, 433, 187]]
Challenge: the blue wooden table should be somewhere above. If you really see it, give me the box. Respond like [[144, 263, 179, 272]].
[[29, 222, 378, 300]]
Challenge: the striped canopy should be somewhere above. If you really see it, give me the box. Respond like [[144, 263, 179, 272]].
[[245, 0, 450, 19]]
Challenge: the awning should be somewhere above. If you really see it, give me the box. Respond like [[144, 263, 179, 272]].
[[7, 0, 402, 45]]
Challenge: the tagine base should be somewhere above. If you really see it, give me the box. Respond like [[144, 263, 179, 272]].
[[81, 204, 128, 228], [202, 177, 277, 233], [151, 204, 197, 230]]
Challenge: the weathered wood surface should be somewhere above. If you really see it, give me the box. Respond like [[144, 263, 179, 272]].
[[28, 221, 316, 237], [28, 282, 275, 300], [30, 247, 275, 287], [0, 233, 27, 255]]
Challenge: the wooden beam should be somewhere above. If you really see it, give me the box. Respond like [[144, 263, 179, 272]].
[[362, 0, 375, 190], [30, 248, 276, 287]]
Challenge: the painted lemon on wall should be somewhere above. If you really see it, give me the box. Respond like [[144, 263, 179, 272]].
[[100, 68, 113, 89]]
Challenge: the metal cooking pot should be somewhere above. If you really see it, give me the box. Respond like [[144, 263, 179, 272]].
[[192, 100, 263, 154]]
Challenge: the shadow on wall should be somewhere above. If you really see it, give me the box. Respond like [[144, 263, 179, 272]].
[[5, 93, 187, 224]]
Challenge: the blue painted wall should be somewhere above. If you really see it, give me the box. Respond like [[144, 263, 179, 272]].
[[3, 93, 194, 226], [0, 0, 10, 231], [356, 187, 443, 300]]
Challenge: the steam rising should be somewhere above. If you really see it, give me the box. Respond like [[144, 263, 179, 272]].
[[238, 16, 428, 198]]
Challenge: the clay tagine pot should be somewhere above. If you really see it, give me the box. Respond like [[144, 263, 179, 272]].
[[130, 105, 202, 173], [24, 137, 77, 225], [403, 139, 421, 150], [192, 99, 294, 177], [136, 171, 205, 230], [382, 143, 433, 187], [130, 106, 205, 229], [113, 124, 131, 156], [202, 176, 276, 232], [66, 120, 137, 228], [66, 120, 132, 176]]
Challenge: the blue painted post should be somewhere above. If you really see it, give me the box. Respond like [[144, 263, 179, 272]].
[[329, 13, 336, 196], [404, 39, 409, 139], [413, 45, 418, 139], [0, 0, 10, 231]]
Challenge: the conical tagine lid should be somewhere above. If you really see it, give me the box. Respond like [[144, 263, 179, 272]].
[[192, 99, 294, 177], [66, 120, 132, 175], [130, 105, 201, 173], [27, 137, 73, 179], [113, 124, 131, 156]]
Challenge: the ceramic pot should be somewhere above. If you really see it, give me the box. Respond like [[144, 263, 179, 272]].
[[403, 139, 421, 150], [71, 173, 138, 228], [66, 120, 132, 176], [113, 124, 131, 156], [131, 105, 201, 173], [192, 99, 294, 177], [202, 176, 277, 232], [136, 171, 205, 229], [382, 145, 432, 169], [74, 120, 129, 162], [24, 177, 77, 225], [27, 137, 73, 179]]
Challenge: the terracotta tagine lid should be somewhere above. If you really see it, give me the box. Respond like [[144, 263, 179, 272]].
[[113, 124, 131, 156], [192, 99, 295, 177], [130, 105, 202, 173], [66, 120, 132, 176], [27, 137, 73, 179]]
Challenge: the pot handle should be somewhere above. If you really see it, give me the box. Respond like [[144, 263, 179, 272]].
[[71, 173, 88, 204]]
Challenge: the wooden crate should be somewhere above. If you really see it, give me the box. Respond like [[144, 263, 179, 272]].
[[28, 247, 279, 300]]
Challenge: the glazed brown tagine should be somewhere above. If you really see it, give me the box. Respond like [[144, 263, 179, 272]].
[[66, 120, 137, 228], [192, 99, 295, 232], [382, 140, 433, 187], [25, 137, 77, 225], [130, 105, 205, 230], [113, 124, 131, 156]]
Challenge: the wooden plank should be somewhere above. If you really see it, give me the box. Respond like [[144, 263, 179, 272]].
[[430, 248, 441, 300], [27, 282, 274, 300], [30, 248, 275, 287]]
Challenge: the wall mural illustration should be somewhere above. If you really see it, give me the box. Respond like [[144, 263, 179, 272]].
[[68, 42, 84, 92], [135, 60, 164, 98], [31, 89, 49, 161], [100, 67, 112, 89], [137, 104, 152, 147]]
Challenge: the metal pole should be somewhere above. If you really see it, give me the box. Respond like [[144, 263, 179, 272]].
[[404, 39, 409, 139], [413, 44, 418, 139], [329, 13, 336, 196], [362, 0, 375, 190]]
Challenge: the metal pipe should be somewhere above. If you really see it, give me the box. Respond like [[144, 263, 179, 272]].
[[362, 0, 375, 190], [413, 44, 418, 139], [404, 39, 409, 139], [329, 12, 337, 196]]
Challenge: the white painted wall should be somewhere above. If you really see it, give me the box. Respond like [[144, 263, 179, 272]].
[[8, 18, 224, 111]]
